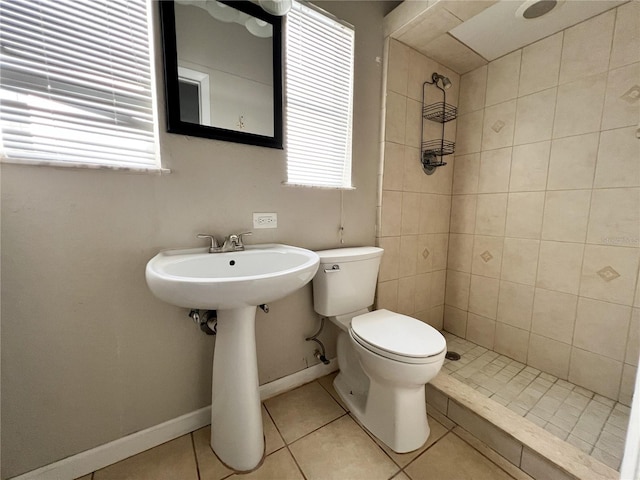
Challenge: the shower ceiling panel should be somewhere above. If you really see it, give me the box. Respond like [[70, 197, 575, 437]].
[[449, 0, 626, 61]]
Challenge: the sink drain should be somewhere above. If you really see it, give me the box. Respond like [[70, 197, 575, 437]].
[[445, 351, 461, 361]]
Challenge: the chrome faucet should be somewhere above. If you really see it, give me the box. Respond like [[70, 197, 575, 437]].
[[197, 234, 222, 253], [222, 232, 252, 252]]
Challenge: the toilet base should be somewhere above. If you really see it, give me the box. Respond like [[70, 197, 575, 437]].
[[333, 371, 430, 453]]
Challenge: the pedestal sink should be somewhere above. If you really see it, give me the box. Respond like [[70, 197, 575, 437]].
[[145, 244, 319, 471]]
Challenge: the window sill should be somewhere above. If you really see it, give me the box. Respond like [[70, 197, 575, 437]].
[[1, 158, 171, 175], [282, 182, 356, 191]]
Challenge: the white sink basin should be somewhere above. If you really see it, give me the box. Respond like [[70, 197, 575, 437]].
[[145, 243, 320, 310], [145, 242, 319, 472]]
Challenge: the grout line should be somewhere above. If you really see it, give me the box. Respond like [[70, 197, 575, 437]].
[[189, 432, 202, 480]]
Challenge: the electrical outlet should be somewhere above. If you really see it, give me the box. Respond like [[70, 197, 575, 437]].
[[253, 212, 277, 229]]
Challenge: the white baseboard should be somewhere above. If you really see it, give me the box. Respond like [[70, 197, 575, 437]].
[[12, 360, 337, 480]]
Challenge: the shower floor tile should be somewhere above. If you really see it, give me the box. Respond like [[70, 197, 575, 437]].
[[441, 332, 631, 471]]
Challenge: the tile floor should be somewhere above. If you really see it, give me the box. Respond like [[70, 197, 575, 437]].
[[441, 332, 631, 471], [76, 374, 520, 480]]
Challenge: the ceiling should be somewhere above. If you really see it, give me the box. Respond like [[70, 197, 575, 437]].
[[385, 0, 626, 74]]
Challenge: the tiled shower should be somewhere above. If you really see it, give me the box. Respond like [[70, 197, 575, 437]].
[[378, 0, 639, 471]]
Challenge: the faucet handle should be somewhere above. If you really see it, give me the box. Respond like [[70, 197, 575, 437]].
[[237, 232, 252, 247], [197, 234, 220, 252]]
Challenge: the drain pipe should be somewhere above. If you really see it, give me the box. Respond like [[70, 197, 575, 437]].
[[188, 309, 217, 335], [305, 317, 330, 365]]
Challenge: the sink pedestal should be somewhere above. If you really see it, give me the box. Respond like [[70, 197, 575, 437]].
[[210, 306, 264, 471]]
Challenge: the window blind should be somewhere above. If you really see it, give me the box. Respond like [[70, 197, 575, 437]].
[[285, 0, 354, 188], [0, 0, 158, 170]]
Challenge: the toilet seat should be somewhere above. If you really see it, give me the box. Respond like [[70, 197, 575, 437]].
[[350, 309, 446, 364]]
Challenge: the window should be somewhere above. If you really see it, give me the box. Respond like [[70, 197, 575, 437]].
[[285, 1, 355, 188], [0, 0, 159, 171]]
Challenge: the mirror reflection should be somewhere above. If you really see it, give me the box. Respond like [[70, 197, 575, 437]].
[[174, 1, 275, 137]]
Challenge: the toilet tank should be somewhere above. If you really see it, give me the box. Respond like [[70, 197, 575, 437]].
[[312, 247, 384, 317]]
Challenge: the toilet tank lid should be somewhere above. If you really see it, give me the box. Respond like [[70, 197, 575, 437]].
[[315, 246, 383, 263]]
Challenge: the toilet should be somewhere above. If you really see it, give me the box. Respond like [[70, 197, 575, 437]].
[[312, 246, 446, 453]]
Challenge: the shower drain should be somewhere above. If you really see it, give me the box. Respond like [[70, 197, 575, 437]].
[[445, 351, 461, 361]]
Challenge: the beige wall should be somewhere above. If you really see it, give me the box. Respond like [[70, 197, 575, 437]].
[[444, 4, 639, 404], [376, 39, 459, 330], [0, 2, 395, 477]]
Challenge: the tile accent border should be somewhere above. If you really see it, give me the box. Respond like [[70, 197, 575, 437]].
[[428, 373, 619, 480], [11, 360, 338, 480]]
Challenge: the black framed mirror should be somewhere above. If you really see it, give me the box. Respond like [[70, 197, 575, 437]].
[[159, 1, 283, 149]]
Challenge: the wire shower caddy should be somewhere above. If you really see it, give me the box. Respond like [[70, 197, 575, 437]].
[[421, 73, 457, 175]]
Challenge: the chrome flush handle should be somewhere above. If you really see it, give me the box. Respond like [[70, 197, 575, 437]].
[[323, 265, 341, 273]]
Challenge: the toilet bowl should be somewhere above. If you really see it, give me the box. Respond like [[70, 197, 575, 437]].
[[312, 247, 446, 453]]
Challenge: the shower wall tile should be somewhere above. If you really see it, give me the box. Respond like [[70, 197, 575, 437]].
[[380, 190, 402, 237], [447, 233, 474, 273], [414, 272, 432, 312], [431, 270, 447, 307], [587, 187, 640, 247], [442, 4, 639, 403], [445, 270, 471, 310], [559, 10, 615, 85], [478, 147, 511, 193], [505, 192, 544, 239], [401, 192, 421, 234], [535, 241, 584, 295], [458, 65, 487, 114], [398, 235, 419, 277], [416, 234, 434, 274], [602, 63, 640, 130], [625, 308, 639, 366], [456, 110, 484, 155], [541, 190, 591, 243], [500, 238, 540, 286], [468, 275, 499, 319], [594, 127, 640, 188], [385, 90, 407, 143], [452, 153, 480, 194], [527, 334, 571, 380], [553, 74, 607, 139], [579, 244, 640, 306], [513, 87, 557, 145], [475, 193, 507, 236], [496, 280, 534, 330], [485, 50, 521, 107], [619, 364, 638, 406], [377, 280, 399, 312], [387, 39, 410, 95], [547, 133, 598, 191], [406, 48, 441, 102], [471, 235, 504, 279], [574, 297, 631, 361], [450, 194, 477, 234], [444, 305, 468, 338], [610, 0, 640, 69], [569, 348, 623, 400], [382, 142, 405, 191], [377, 236, 400, 281], [466, 313, 496, 349], [481, 100, 516, 151], [519, 32, 563, 97], [531, 288, 577, 345], [397, 276, 416, 315], [494, 323, 529, 363], [419, 194, 451, 234], [509, 141, 550, 192], [404, 98, 422, 149], [403, 146, 423, 192]]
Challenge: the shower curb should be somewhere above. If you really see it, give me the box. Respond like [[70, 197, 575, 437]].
[[428, 373, 619, 480]]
